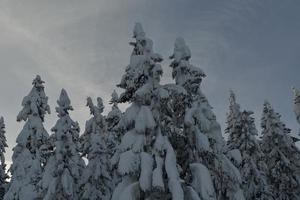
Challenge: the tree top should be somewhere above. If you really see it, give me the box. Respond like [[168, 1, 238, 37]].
[[56, 89, 73, 116]]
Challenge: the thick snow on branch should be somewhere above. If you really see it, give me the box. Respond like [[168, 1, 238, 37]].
[[165, 139, 184, 200], [190, 163, 216, 200]]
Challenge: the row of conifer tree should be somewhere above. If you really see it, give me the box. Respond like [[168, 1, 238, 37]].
[[0, 23, 300, 200]]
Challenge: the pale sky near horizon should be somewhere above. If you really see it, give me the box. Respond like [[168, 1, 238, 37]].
[[0, 0, 300, 162]]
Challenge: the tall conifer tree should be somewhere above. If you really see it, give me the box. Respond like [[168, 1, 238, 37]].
[[5, 75, 50, 200], [169, 38, 245, 200], [226, 91, 273, 199], [0, 117, 8, 199], [112, 23, 184, 200], [39, 89, 85, 200], [261, 101, 300, 199], [79, 97, 112, 200], [106, 90, 123, 190]]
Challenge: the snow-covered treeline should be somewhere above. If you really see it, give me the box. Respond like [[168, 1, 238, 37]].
[[0, 23, 300, 200]]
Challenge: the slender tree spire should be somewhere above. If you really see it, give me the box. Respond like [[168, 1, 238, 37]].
[[226, 90, 241, 149], [106, 90, 123, 191], [107, 90, 122, 132], [293, 87, 300, 125]]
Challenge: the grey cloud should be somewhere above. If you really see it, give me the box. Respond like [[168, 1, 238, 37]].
[[0, 0, 300, 161]]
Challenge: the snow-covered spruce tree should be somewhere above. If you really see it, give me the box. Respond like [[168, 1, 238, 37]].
[[169, 38, 245, 200], [79, 96, 112, 200], [106, 90, 123, 189], [292, 87, 300, 141], [4, 75, 50, 200], [39, 89, 85, 200], [112, 23, 184, 200], [0, 117, 8, 199], [261, 101, 300, 200], [293, 87, 300, 125], [225, 90, 241, 150], [106, 90, 123, 154], [225, 91, 273, 200]]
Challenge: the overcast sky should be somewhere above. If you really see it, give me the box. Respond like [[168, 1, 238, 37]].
[[0, 0, 300, 162]]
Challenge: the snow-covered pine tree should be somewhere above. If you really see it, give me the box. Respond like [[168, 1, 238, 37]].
[[169, 38, 245, 200], [39, 89, 85, 200], [0, 117, 8, 199], [261, 101, 300, 200], [4, 75, 50, 200], [112, 23, 184, 200], [79, 96, 112, 200], [225, 91, 273, 200]]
